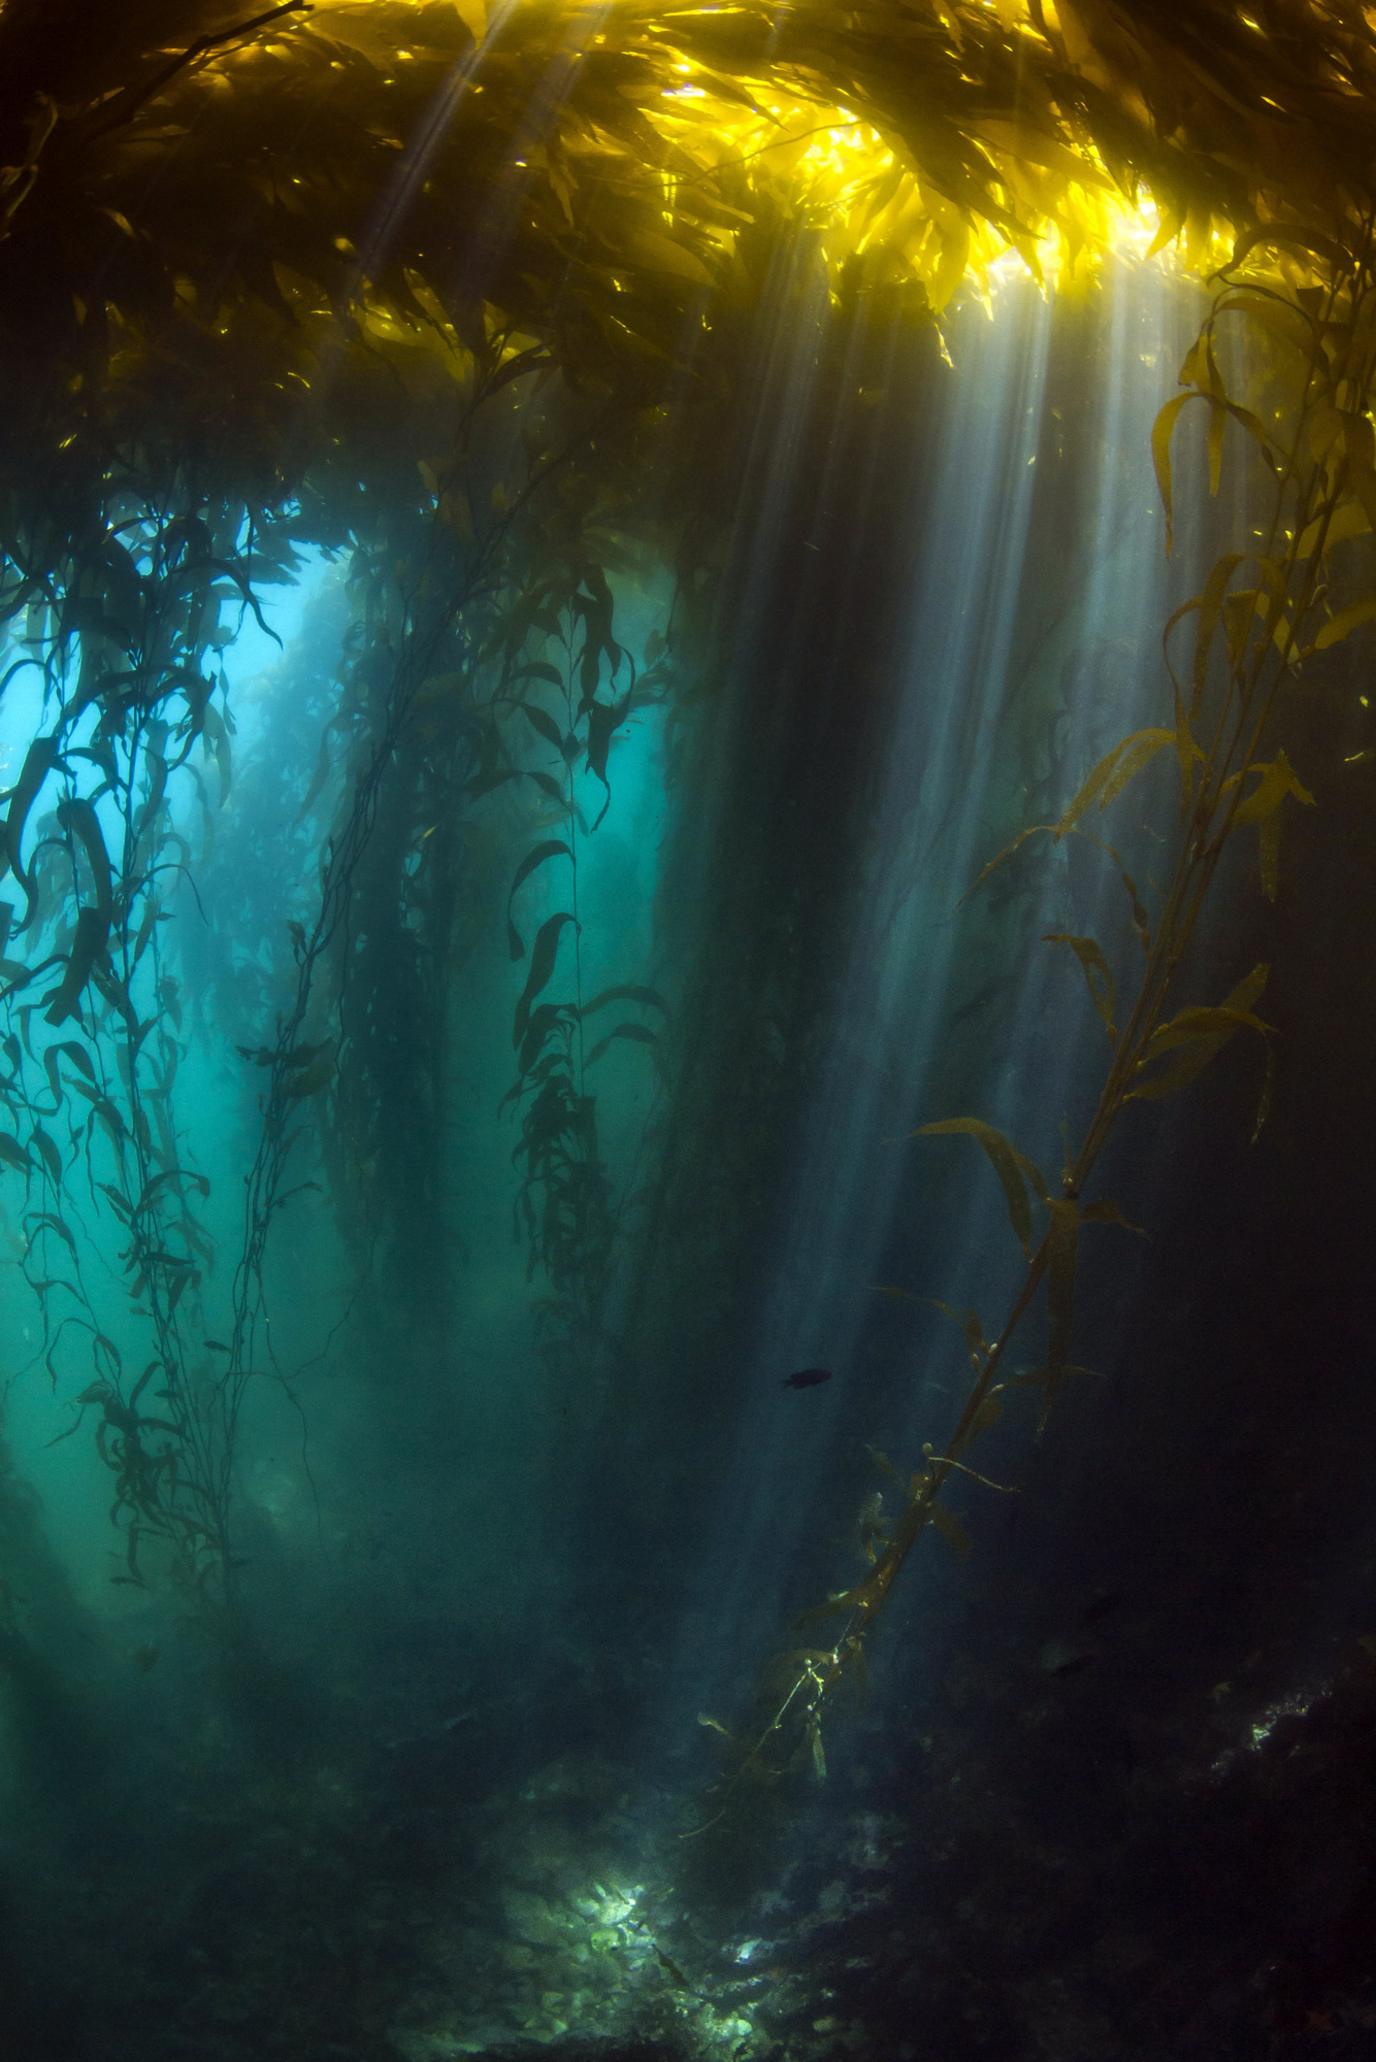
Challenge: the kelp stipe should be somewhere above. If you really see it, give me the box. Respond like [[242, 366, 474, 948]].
[[492, 562, 669, 1383], [0, 486, 282, 1603], [223, 364, 638, 1482], [0, 304, 622, 1602], [695, 216, 1376, 1820]]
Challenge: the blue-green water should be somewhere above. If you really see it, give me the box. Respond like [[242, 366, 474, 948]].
[[0, 256, 1371, 2062]]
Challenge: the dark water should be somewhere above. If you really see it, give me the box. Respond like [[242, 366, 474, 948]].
[[0, 255, 1372, 2062]]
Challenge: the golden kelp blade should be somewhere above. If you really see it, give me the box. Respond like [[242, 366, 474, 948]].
[[916, 1116, 1048, 1259]]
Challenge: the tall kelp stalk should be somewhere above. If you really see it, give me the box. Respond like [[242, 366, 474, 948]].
[[221, 338, 683, 1553], [488, 555, 671, 1388], [697, 215, 1376, 1818], [0, 474, 294, 1600]]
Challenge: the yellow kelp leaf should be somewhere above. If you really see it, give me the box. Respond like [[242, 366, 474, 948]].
[[1224, 399, 1280, 476], [1172, 688, 1204, 811], [1144, 999, 1270, 1058], [1303, 402, 1347, 469], [916, 1117, 1047, 1259], [1015, 1363, 1103, 1415], [1076, 831, 1152, 953], [1229, 750, 1315, 828], [1342, 409, 1376, 464], [1179, 331, 1224, 400], [1340, 414, 1376, 531], [1227, 751, 1313, 900], [1222, 587, 1277, 669], [1206, 395, 1227, 496], [856, 159, 906, 234], [1146, 205, 1184, 259], [449, 1, 489, 43], [1312, 596, 1376, 652], [624, 229, 715, 289], [1151, 390, 1193, 556], [1252, 553, 1301, 663], [1216, 575, 1298, 670], [930, 1503, 972, 1560], [1079, 1199, 1148, 1236], [928, 217, 971, 314], [1128, 965, 1271, 1101], [924, 1296, 989, 1372], [1296, 497, 1370, 561], [1057, 728, 1176, 837], [1042, 932, 1116, 1040], [1125, 866, 1156, 956], [1216, 288, 1322, 364], [1224, 223, 1353, 275], [1153, 385, 1274, 550], [962, 821, 1055, 902], [1181, 551, 1245, 711], [977, 119, 1112, 189], [971, 1391, 1004, 1435]]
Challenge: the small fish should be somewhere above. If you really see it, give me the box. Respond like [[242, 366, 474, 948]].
[[782, 1367, 832, 1390]]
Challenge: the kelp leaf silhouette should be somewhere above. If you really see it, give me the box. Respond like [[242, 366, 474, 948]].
[[1128, 965, 1272, 1103], [514, 910, 577, 1049], [1042, 932, 1117, 1042], [1056, 727, 1177, 836], [506, 839, 572, 960], [916, 1116, 1048, 1261]]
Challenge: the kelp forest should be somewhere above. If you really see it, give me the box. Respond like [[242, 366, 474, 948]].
[[1, 3, 1374, 2058]]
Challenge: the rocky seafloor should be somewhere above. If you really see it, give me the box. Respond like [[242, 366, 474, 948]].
[[6, 1588, 1371, 2062]]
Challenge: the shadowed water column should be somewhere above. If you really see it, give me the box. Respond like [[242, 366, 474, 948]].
[[651, 276, 1060, 1735], [652, 256, 1240, 1797]]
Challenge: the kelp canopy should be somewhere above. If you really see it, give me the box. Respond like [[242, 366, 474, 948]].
[[5, 0, 1376, 485], [3, 0, 1375, 748]]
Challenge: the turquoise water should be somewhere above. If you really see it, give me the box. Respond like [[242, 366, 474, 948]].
[[0, 251, 1371, 2060]]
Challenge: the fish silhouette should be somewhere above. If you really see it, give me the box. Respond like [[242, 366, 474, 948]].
[[782, 1367, 832, 1389]]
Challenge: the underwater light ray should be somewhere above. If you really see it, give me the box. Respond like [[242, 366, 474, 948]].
[[652, 282, 1058, 1739], [998, 256, 1219, 1160], [343, 48, 489, 310]]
